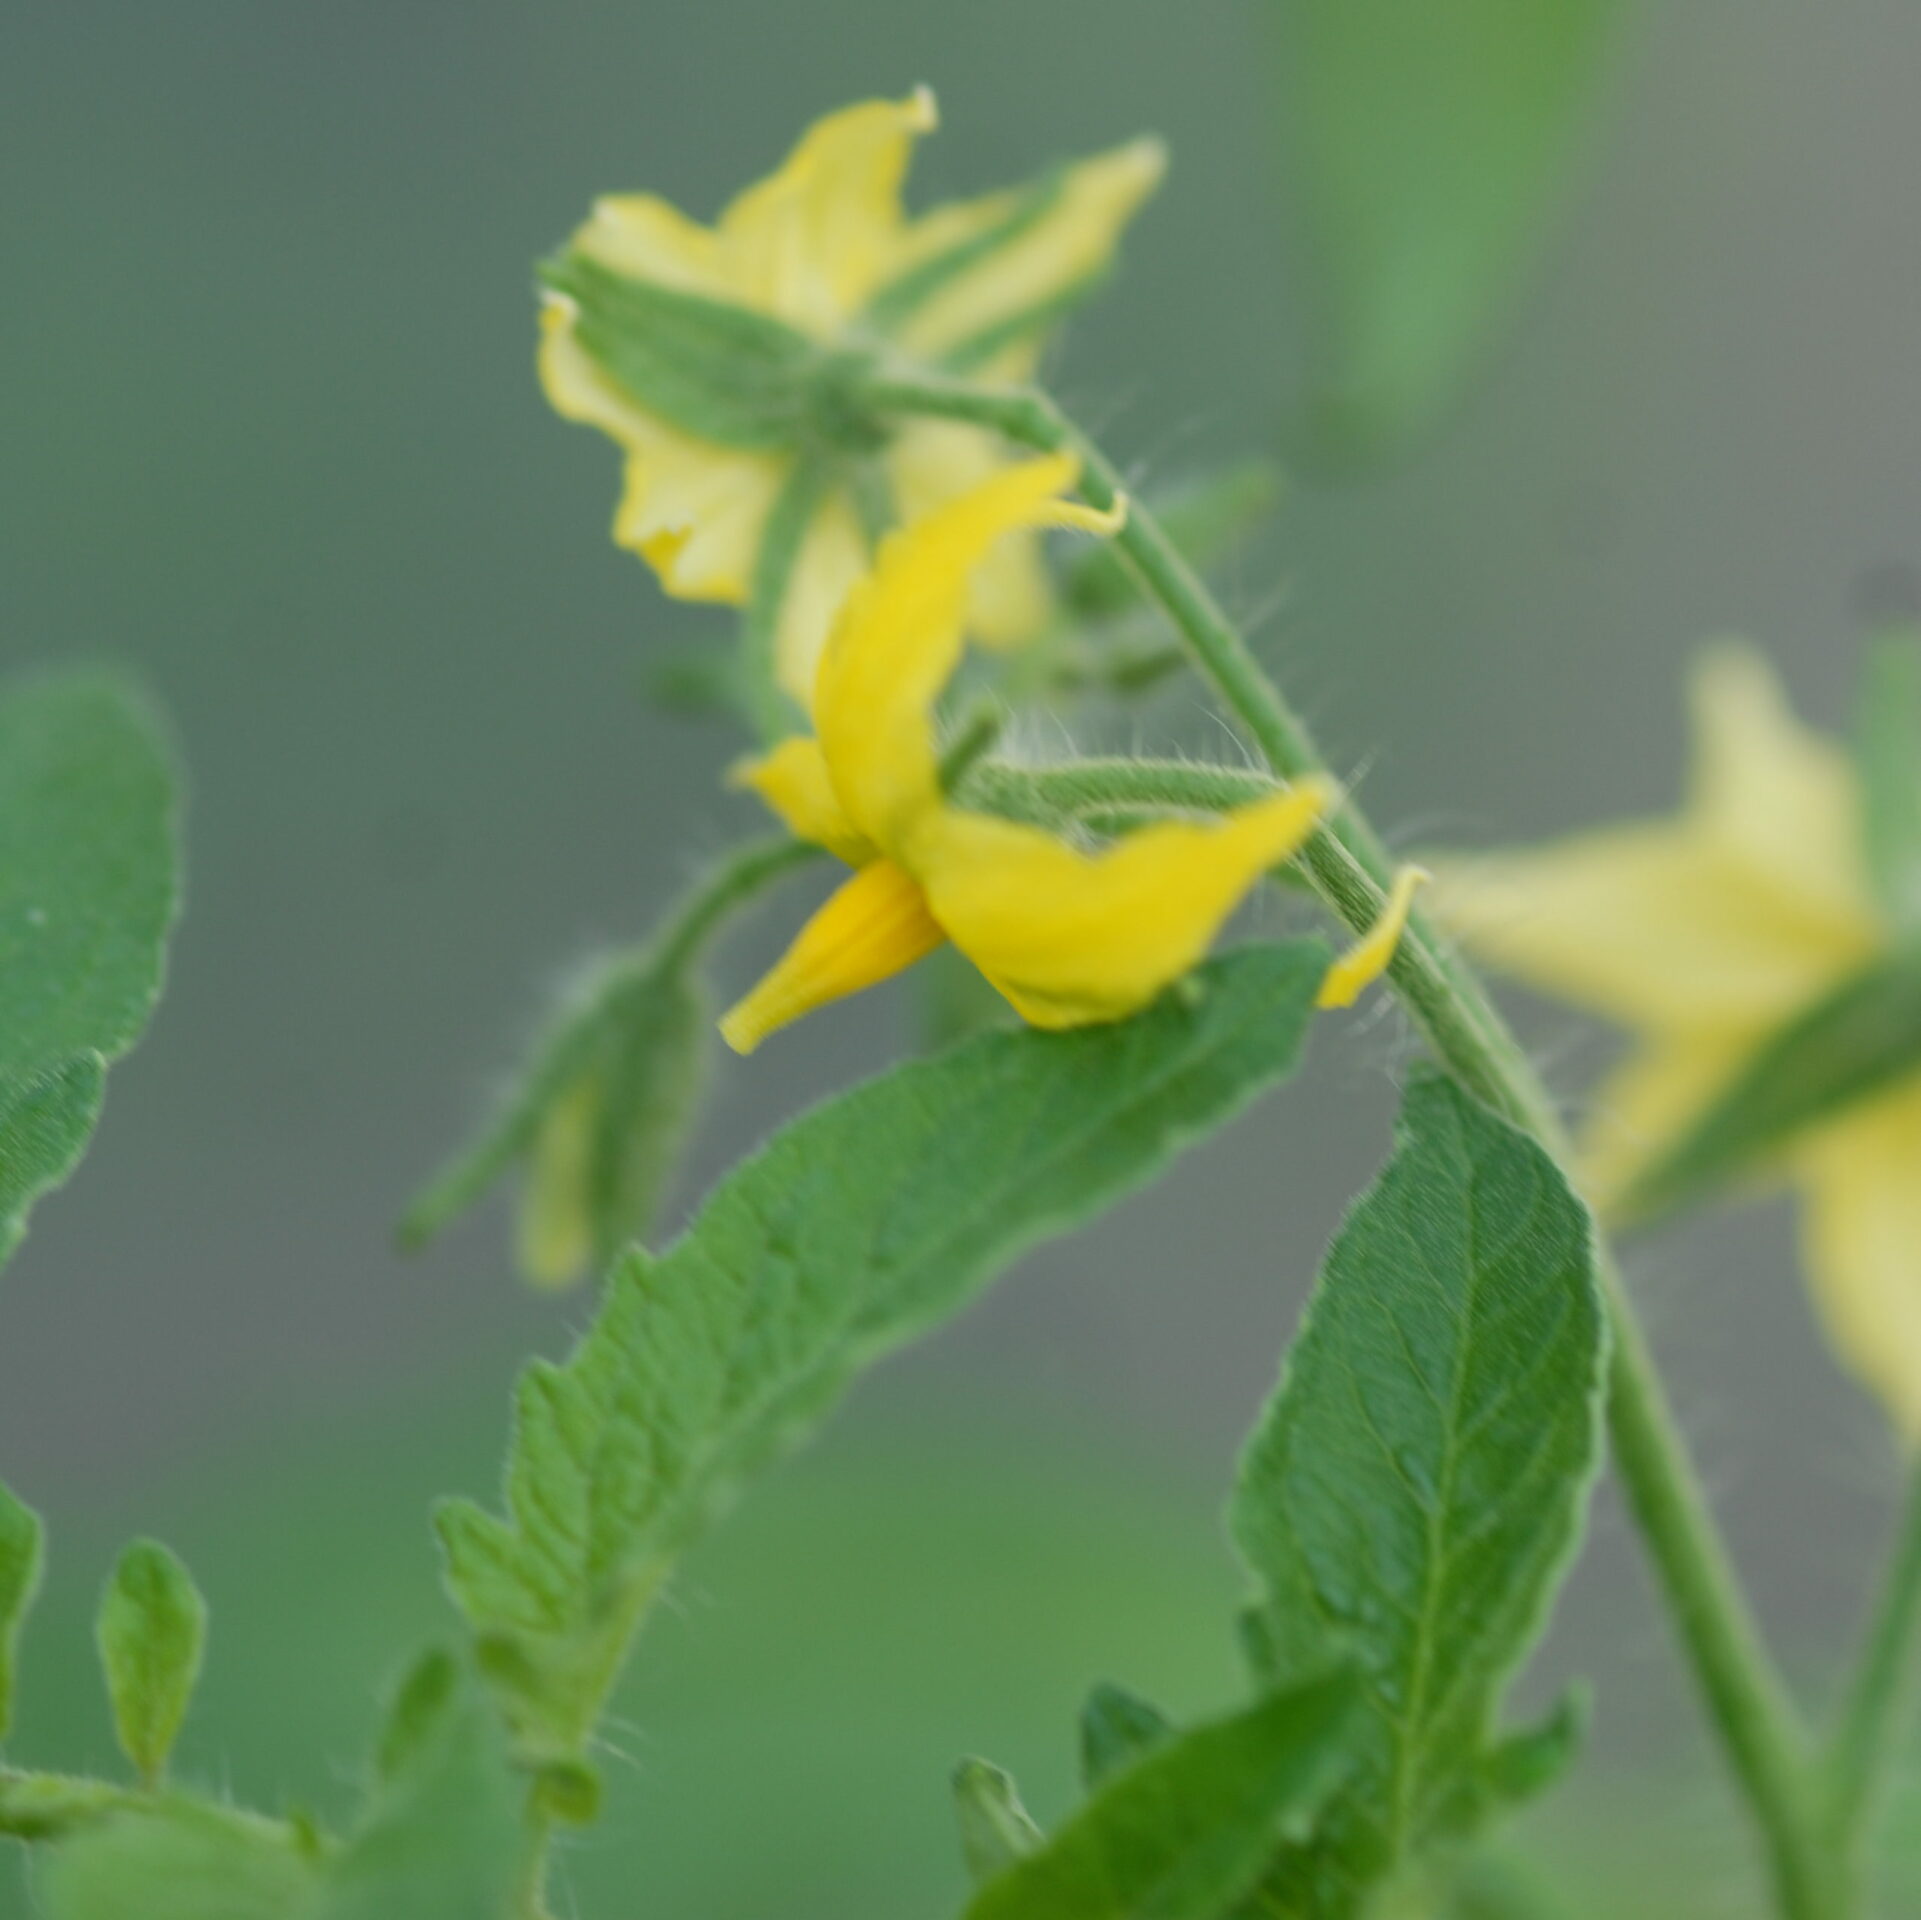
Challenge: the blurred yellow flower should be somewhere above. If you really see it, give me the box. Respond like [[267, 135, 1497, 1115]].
[[539, 90, 1165, 705], [1430, 646, 1921, 1432], [718, 456, 1332, 1051]]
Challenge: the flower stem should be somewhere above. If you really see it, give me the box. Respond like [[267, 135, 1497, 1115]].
[[864, 368, 1843, 1920], [1826, 1459, 1921, 1853]]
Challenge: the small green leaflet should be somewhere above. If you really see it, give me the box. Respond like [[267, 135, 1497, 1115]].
[[1265, 0, 1621, 463], [541, 252, 822, 452], [439, 941, 1329, 1755], [97, 1541, 208, 1786], [0, 670, 178, 1275], [1616, 950, 1921, 1227], [1230, 1071, 1604, 1914], [1079, 1682, 1172, 1789], [0, 1478, 44, 1742], [953, 1758, 1044, 1884], [959, 1670, 1359, 1920], [1855, 631, 1921, 933]]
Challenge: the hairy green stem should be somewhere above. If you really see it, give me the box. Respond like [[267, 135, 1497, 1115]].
[[865, 368, 1842, 1919], [1827, 1460, 1921, 1852]]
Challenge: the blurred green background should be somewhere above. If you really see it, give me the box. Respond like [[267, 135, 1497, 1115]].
[[5, 1, 1921, 1913]]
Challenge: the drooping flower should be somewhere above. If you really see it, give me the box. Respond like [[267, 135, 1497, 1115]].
[[718, 456, 1336, 1050], [538, 91, 1166, 706], [1429, 646, 1921, 1432]]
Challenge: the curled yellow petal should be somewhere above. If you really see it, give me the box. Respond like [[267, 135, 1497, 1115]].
[[720, 859, 946, 1054], [813, 453, 1102, 841], [729, 738, 873, 865], [1318, 866, 1430, 1010], [912, 780, 1330, 1029]]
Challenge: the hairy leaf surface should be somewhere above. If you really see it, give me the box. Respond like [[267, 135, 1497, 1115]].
[[1231, 1071, 1604, 1912], [961, 1671, 1358, 1920], [0, 671, 178, 1272], [441, 942, 1328, 1751]]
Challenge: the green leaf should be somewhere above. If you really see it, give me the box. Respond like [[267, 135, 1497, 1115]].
[[1267, 0, 1621, 462], [42, 1803, 319, 1920], [542, 251, 824, 452], [315, 1668, 520, 1920], [0, 1771, 128, 1843], [0, 670, 178, 1273], [1616, 949, 1921, 1226], [953, 1758, 1043, 1885], [371, 1648, 461, 1786], [0, 1479, 44, 1744], [960, 1670, 1359, 1920], [1856, 631, 1921, 931], [97, 1540, 208, 1787], [1060, 463, 1284, 623], [1079, 1682, 1172, 1789], [1230, 1071, 1604, 1913], [439, 941, 1328, 1755]]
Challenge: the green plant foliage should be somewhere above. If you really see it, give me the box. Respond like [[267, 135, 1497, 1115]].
[[1855, 632, 1921, 932], [41, 1803, 320, 1920], [541, 253, 824, 452], [0, 671, 178, 1274], [439, 941, 1329, 1758], [1078, 1683, 1172, 1789], [1230, 1071, 1605, 1913], [1616, 950, 1921, 1227], [96, 1541, 208, 1788], [0, 1481, 44, 1745], [0, 1772, 128, 1845], [953, 1758, 1043, 1884], [1265, 0, 1621, 462], [960, 1670, 1360, 1920]]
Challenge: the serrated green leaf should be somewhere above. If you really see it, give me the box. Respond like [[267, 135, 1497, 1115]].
[[0, 1480, 44, 1744], [41, 1802, 319, 1920], [97, 1540, 208, 1787], [542, 251, 823, 451], [1061, 463, 1284, 623], [1267, 0, 1621, 462], [961, 1670, 1359, 1920], [1617, 950, 1921, 1227], [1230, 1071, 1604, 1914], [316, 1668, 519, 1920], [0, 671, 178, 1274], [1856, 632, 1921, 931], [954, 1758, 1043, 1885], [1079, 1681, 1172, 1789], [440, 941, 1328, 1754]]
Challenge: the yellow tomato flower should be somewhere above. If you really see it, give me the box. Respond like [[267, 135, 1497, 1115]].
[[717, 456, 1335, 1050], [1428, 645, 1921, 1430], [539, 90, 1166, 704]]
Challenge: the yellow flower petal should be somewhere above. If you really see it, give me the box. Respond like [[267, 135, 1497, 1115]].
[[1430, 829, 1876, 1035], [909, 782, 1330, 1029], [540, 300, 779, 603], [729, 737, 873, 864], [718, 90, 938, 334], [574, 193, 729, 298], [1691, 642, 1876, 925], [719, 858, 946, 1054], [890, 137, 1167, 362], [813, 454, 1109, 842], [1579, 1032, 1761, 1212], [1796, 1080, 1921, 1439], [887, 420, 1054, 646], [1318, 866, 1429, 1010], [774, 491, 871, 707]]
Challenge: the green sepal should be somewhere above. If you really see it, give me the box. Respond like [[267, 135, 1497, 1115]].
[[1077, 1681, 1171, 1788], [1231, 1070, 1605, 1912], [1060, 462, 1285, 622], [0, 1480, 44, 1744], [440, 943, 1329, 1758], [958, 1670, 1360, 1920], [952, 1758, 1043, 1884], [1617, 947, 1921, 1227], [1855, 630, 1921, 931], [541, 252, 823, 452], [96, 1540, 208, 1788]]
